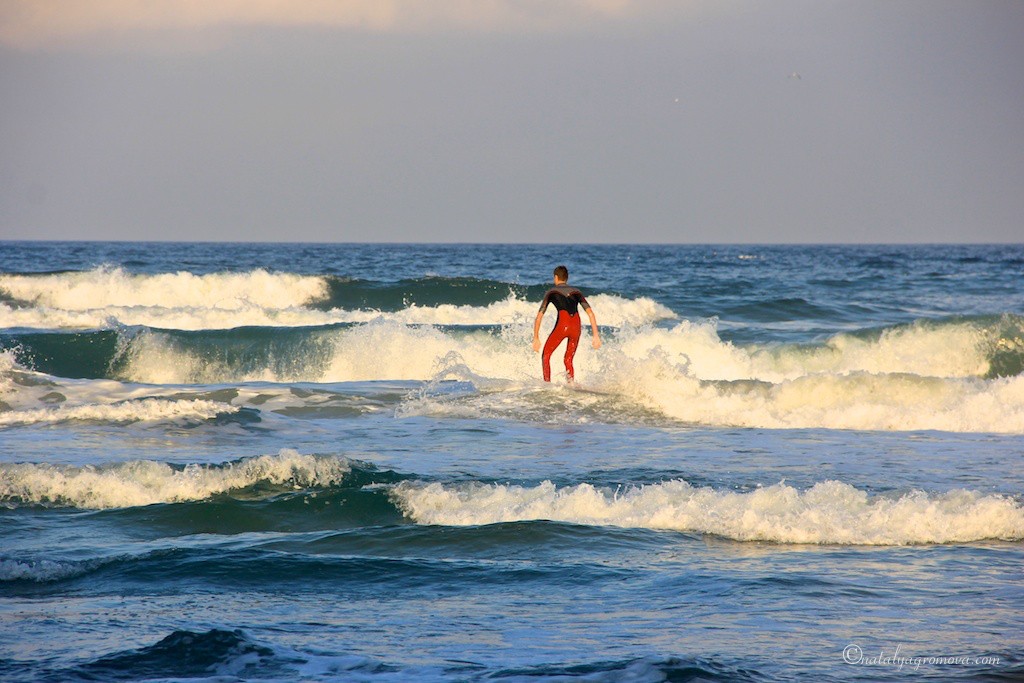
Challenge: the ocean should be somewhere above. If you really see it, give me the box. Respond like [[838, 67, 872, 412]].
[[1, 242, 1021, 682]]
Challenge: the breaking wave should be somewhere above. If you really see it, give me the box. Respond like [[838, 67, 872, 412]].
[[0, 449, 353, 509], [3, 315, 1024, 433], [392, 479, 1024, 545], [0, 398, 235, 427], [0, 267, 673, 330], [0, 267, 329, 311]]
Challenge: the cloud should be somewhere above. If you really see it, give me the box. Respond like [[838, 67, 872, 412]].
[[0, 0, 678, 51]]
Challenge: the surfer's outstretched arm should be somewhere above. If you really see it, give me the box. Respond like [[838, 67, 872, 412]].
[[586, 307, 601, 349]]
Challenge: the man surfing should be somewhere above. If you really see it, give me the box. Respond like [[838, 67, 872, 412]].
[[532, 265, 601, 382]]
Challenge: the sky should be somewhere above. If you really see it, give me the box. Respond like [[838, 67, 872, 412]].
[[1, 0, 1022, 243]]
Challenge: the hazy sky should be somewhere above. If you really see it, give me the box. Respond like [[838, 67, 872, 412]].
[[2, 0, 1022, 243]]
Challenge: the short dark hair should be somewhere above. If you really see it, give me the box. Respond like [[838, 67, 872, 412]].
[[553, 265, 569, 281]]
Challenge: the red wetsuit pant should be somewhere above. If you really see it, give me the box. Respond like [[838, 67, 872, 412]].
[[542, 309, 581, 382]]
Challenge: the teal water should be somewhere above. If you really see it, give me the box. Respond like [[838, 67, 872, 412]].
[[1, 243, 1022, 681]]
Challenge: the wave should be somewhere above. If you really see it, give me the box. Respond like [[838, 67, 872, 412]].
[[0, 450, 353, 509], [4, 315, 1024, 433], [0, 268, 540, 311], [0, 398, 236, 427], [571, 315, 1024, 432], [69, 629, 280, 681], [0, 291, 669, 332], [0, 266, 329, 311], [8, 314, 1023, 383], [392, 479, 1024, 545], [612, 315, 1024, 383], [592, 366, 1024, 434], [6, 628, 761, 683], [4, 447, 1022, 544], [0, 556, 103, 583], [0, 267, 673, 330], [0, 350, 405, 427]]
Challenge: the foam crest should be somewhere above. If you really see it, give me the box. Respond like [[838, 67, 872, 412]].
[[321, 321, 534, 383], [392, 479, 1024, 545], [0, 267, 329, 311], [0, 449, 352, 509], [0, 349, 18, 393], [0, 557, 97, 582], [0, 399, 234, 427], [597, 356, 1024, 432], [575, 318, 1024, 432], [614, 318, 1000, 383], [787, 321, 995, 379], [0, 293, 673, 331], [115, 322, 538, 384], [386, 293, 672, 328], [107, 319, 1024, 432], [0, 300, 350, 331]]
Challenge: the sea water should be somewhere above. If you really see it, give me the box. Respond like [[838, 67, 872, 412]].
[[0, 242, 1021, 681]]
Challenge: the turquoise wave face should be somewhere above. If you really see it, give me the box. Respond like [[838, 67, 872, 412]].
[[321, 275, 553, 311]]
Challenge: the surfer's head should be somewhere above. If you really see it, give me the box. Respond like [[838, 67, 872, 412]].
[[553, 265, 569, 283]]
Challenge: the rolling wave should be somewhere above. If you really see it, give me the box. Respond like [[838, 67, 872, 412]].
[[0, 398, 236, 427], [5, 315, 1020, 384], [0, 266, 329, 311], [392, 479, 1024, 545], [3, 315, 1024, 433], [0, 450, 355, 509], [4, 446, 1020, 545], [0, 267, 672, 330]]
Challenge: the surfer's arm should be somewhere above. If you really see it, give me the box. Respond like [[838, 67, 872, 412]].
[[532, 309, 545, 352], [585, 306, 601, 349]]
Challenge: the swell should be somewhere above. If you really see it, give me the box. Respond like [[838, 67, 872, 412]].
[[1, 546, 630, 596], [2, 628, 771, 682], [321, 275, 550, 311]]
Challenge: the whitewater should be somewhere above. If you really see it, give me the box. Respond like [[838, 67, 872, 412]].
[[1, 242, 1021, 682]]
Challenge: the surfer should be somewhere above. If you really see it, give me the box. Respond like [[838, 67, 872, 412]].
[[532, 265, 601, 382]]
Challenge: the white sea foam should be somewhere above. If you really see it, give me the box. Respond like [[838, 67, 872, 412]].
[[103, 318, 1024, 432], [573, 318, 1024, 432], [0, 267, 673, 330], [0, 294, 669, 331], [0, 450, 352, 509], [320, 315, 1006, 386], [392, 479, 1024, 545], [0, 557, 97, 582], [592, 345, 1024, 432], [0, 300, 349, 331], [0, 349, 19, 393], [613, 319, 996, 383], [0, 267, 329, 311], [115, 322, 538, 384], [7, 309, 1019, 433], [0, 398, 234, 427]]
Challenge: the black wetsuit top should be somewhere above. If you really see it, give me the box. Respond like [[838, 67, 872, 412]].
[[539, 285, 591, 317]]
